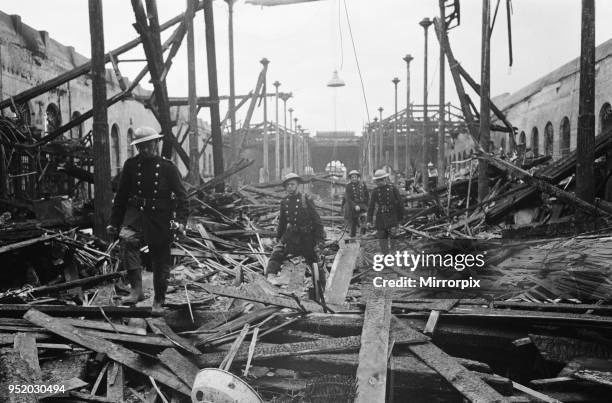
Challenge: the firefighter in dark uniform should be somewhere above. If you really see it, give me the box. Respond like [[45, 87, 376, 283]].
[[367, 169, 404, 254], [106, 127, 188, 313], [341, 170, 369, 237], [266, 173, 325, 275]]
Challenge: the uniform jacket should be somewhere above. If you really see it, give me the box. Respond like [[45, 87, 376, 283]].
[[367, 184, 404, 230], [342, 181, 369, 220], [110, 154, 188, 247], [277, 192, 325, 242]]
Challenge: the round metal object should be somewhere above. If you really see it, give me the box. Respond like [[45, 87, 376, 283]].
[[191, 368, 263, 403]]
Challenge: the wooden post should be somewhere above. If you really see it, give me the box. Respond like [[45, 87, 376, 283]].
[[203, 0, 225, 192], [226, 0, 237, 166], [186, 0, 199, 186], [403, 55, 413, 177], [478, 0, 491, 202], [577, 0, 596, 204], [438, 0, 446, 187], [261, 58, 270, 182], [89, 0, 112, 239]]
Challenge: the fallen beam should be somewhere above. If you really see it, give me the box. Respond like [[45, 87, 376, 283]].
[[325, 241, 360, 306], [355, 297, 392, 403], [0, 304, 158, 318], [24, 309, 190, 396], [30, 272, 126, 297]]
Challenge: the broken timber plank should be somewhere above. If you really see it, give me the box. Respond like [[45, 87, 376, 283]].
[[24, 309, 190, 396], [106, 362, 124, 402], [63, 318, 147, 335], [355, 297, 392, 403], [423, 310, 440, 336], [77, 328, 175, 347], [325, 241, 360, 305], [512, 381, 561, 403], [159, 348, 199, 387], [146, 318, 200, 355], [194, 336, 362, 368], [0, 304, 157, 318], [30, 272, 126, 297], [13, 333, 41, 382], [0, 348, 38, 403], [195, 283, 325, 312], [408, 342, 505, 402]]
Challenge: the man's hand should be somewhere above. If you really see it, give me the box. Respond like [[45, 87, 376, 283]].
[[106, 225, 118, 238]]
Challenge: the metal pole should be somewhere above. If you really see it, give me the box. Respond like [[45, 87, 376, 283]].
[[294, 117, 299, 172], [226, 0, 237, 168], [273, 81, 281, 180], [186, 0, 199, 185], [281, 93, 290, 173], [88, 0, 112, 239], [392, 77, 400, 173], [289, 107, 294, 171], [403, 54, 413, 178], [438, 0, 446, 187], [378, 107, 384, 166], [372, 118, 378, 169], [420, 17, 433, 191], [261, 58, 269, 182], [577, 0, 595, 204], [203, 0, 224, 191], [478, 0, 490, 201]]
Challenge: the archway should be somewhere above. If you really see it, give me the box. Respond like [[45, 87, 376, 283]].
[[110, 124, 121, 174], [560, 117, 570, 157], [544, 122, 554, 157], [600, 103, 612, 135], [531, 127, 539, 156], [126, 128, 135, 158], [45, 103, 61, 134]]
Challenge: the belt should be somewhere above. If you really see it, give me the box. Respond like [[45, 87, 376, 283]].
[[379, 206, 393, 213], [128, 196, 173, 210]]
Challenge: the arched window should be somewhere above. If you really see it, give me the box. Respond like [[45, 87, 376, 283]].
[[110, 124, 121, 174], [501, 137, 506, 154], [544, 122, 554, 157], [208, 154, 213, 175], [531, 127, 539, 156], [71, 111, 82, 139], [519, 131, 526, 145], [45, 103, 61, 134], [600, 102, 612, 136], [560, 117, 571, 157], [126, 128, 135, 158]]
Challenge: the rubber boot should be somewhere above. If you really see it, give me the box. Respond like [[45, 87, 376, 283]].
[[122, 269, 144, 304]]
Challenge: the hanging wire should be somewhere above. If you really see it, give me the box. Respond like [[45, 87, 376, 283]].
[[343, 0, 370, 124], [338, 0, 344, 70]]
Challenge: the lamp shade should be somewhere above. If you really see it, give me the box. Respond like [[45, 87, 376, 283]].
[[327, 70, 345, 87]]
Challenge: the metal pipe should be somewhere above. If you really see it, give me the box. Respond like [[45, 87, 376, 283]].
[[261, 58, 269, 183], [392, 77, 400, 173], [403, 54, 413, 178], [273, 80, 281, 180], [420, 17, 433, 191]]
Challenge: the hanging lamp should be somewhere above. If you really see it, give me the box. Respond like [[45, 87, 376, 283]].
[[327, 70, 345, 87]]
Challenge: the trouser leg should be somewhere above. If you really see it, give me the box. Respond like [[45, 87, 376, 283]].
[[266, 241, 287, 275], [349, 216, 358, 237], [377, 229, 390, 254], [119, 229, 144, 303], [150, 243, 171, 303]]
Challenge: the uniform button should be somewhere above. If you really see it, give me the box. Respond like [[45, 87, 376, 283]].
[[139, 207, 144, 211], [138, 190, 142, 194], [152, 206, 156, 210], [154, 181, 158, 186], [155, 172, 159, 177], [137, 181, 141, 185], [156, 164, 160, 168], [137, 172, 142, 176], [154, 190, 158, 194]]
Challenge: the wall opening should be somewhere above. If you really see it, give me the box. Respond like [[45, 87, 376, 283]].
[[531, 127, 539, 156], [110, 124, 121, 175], [544, 122, 554, 157], [600, 102, 612, 135], [560, 117, 571, 157]]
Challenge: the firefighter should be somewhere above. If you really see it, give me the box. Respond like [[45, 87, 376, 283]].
[[266, 173, 325, 275], [106, 127, 188, 314], [367, 169, 404, 254], [341, 170, 369, 237]]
